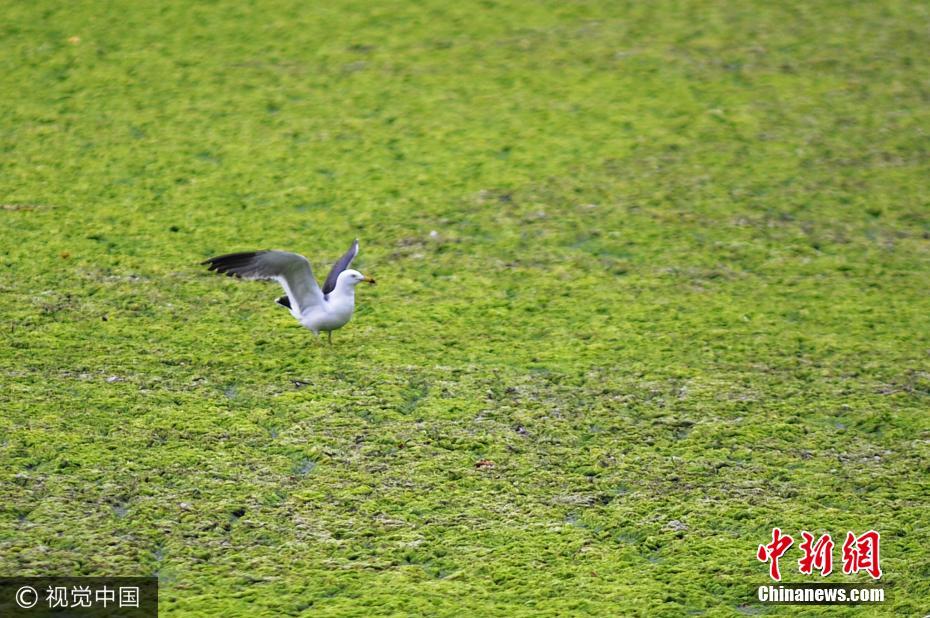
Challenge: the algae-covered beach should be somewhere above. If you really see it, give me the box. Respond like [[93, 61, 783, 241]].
[[1, 1, 928, 615]]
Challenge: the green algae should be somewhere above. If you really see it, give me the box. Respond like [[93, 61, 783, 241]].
[[1, 1, 929, 615]]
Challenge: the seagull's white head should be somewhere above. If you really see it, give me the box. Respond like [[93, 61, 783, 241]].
[[337, 268, 376, 288]]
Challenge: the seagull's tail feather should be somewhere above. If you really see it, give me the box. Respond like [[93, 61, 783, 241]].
[[275, 295, 291, 310]]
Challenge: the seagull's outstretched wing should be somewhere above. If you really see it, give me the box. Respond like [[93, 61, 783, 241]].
[[202, 250, 323, 315], [322, 239, 359, 297]]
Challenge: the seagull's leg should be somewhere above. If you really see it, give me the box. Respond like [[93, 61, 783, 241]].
[[327, 331, 333, 345]]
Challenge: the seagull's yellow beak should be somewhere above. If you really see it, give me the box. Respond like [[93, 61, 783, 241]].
[[362, 275, 377, 285]]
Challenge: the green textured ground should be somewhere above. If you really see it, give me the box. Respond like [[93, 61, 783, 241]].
[[1, 1, 929, 615]]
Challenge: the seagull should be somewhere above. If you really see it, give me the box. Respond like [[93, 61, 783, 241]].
[[202, 239, 375, 342]]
